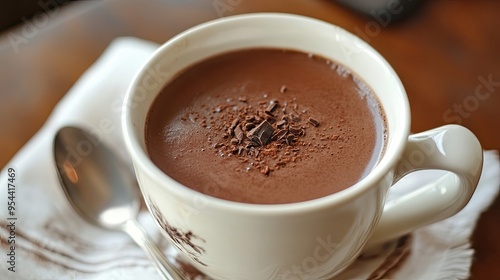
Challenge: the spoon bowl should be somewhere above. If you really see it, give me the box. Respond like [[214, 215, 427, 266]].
[[54, 126, 185, 280], [54, 126, 139, 227]]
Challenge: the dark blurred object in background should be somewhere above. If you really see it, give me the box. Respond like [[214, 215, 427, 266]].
[[0, 0, 75, 31], [336, 0, 422, 23]]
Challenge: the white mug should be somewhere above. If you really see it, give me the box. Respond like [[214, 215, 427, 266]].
[[122, 13, 483, 280]]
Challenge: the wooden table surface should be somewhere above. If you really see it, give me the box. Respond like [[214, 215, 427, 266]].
[[0, 0, 498, 278]]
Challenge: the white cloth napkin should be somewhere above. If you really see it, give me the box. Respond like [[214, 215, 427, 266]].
[[0, 37, 498, 280]]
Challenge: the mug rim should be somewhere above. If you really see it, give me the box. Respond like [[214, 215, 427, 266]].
[[122, 13, 411, 213]]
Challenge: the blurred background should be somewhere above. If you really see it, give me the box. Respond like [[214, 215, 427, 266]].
[[0, 0, 423, 31], [0, 0, 75, 31]]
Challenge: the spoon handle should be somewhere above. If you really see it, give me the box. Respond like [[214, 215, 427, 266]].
[[123, 219, 187, 280]]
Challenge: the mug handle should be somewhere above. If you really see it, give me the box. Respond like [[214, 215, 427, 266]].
[[365, 124, 483, 249]]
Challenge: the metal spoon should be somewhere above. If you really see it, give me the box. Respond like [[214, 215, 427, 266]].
[[53, 126, 185, 280]]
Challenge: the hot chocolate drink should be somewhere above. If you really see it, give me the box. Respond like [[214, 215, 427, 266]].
[[145, 48, 386, 204]]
